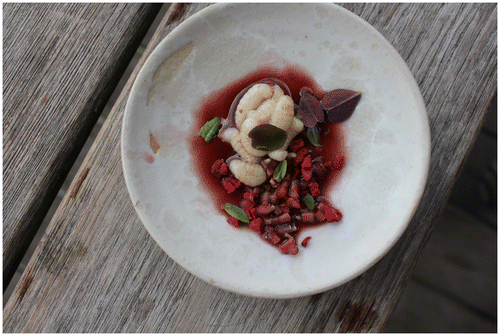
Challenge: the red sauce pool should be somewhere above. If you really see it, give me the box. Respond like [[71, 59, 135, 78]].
[[189, 65, 347, 220]]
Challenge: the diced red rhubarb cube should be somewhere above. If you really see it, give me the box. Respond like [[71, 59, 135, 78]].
[[286, 197, 301, 209], [255, 204, 275, 216], [262, 227, 281, 246], [278, 237, 299, 255], [289, 180, 300, 199], [300, 210, 315, 223]]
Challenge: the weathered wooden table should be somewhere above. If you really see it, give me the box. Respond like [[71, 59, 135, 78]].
[[3, 3, 496, 332]]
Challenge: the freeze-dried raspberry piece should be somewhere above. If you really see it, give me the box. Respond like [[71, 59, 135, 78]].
[[227, 216, 240, 228], [288, 138, 305, 152], [239, 198, 255, 211], [249, 218, 264, 232], [301, 155, 313, 181], [211, 159, 228, 178], [309, 182, 321, 197], [293, 147, 309, 165], [301, 236, 312, 247], [324, 206, 342, 222], [278, 236, 299, 255], [222, 177, 242, 194], [334, 156, 345, 170]]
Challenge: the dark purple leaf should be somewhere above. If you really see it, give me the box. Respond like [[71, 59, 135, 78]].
[[320, 89, 361, 123], [296, 87, 324, 128]]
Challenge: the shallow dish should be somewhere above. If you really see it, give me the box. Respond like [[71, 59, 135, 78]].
[[122, 3, 431, 298]]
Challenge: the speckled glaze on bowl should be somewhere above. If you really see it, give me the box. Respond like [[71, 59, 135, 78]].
[[121, 3, 431, 298]]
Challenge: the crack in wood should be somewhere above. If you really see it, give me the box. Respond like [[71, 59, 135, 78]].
[[70, 167, 90, 199]]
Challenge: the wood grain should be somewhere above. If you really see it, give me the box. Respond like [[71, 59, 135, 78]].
[[2, 3, 162, 288], [3, 3, 497, 332]]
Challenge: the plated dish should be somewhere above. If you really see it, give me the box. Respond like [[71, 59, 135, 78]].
[[122, 3, 430, 298]]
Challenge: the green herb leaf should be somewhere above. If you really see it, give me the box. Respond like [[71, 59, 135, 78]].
[[223, 203, 249, 223], [273, 160, 287, 182], [307, 127, 320, 147], [248, 124, 287, 151], [198, 117, 221, 142], [302, 193, 315, 211]]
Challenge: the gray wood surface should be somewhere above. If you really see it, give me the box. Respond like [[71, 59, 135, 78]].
[[2, 3, 162, 288], [384, 204, 497, 332], [3, 3, 497, 332]]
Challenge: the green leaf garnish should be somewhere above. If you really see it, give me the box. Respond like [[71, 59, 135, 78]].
[[302, 193, 315, 211], [248, 124, 287, 151], [223, 203, 249, 223], [273, 160, 287, 182], [307, 127, 320, 147], [198, 117, 221, 142]]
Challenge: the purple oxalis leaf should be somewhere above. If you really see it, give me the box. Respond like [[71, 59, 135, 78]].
[[320, 89, 361, 123]]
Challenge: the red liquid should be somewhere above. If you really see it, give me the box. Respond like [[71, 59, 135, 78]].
[[189, 65, 347, 219]]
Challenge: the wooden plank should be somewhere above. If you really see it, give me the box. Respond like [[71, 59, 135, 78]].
[[3, 3, 497, 332], [2, 3, 162, 288], [412, 205, 497, 318], [383, 279, 496, 332]]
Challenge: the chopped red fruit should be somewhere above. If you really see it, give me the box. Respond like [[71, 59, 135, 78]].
[[324, 206, 342, 222], [301, 155, 313, 181], [211, 159, 228, 178], [222, 177, 241, 194], [239, 198, 255, 211], [247, 207, 257, 221], [227, 216, 240, 228], [324, 160, 333, 168], [255, 204, 275, 216], [314, 209, 327, 222], [309, 182, 321, 197], [286, 197, 301, 209], [293, 147, 309, 165], [288, 138, 305, 152], [289, 180, 300, 199], [262, 227, 281, 246], [276, 179, 290, 199], [260, 190, 271, 204], [302, 155, 312, 168], [243, 191, 258, 201], [249, 218, 264, 232], [301, 236, 312, 247], [300, 210, 316, 223], [277, 212, 291, 224], [278, 236, 299, 255], [334, 156, 345, 170]]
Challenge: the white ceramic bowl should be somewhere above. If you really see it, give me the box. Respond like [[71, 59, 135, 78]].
[[122, 3, 431, 298]]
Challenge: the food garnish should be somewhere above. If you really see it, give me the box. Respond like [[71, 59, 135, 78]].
[[198, 77, 361, 255]]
